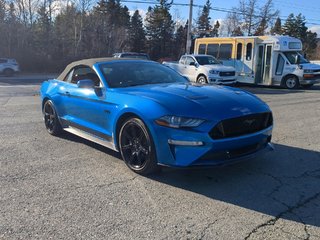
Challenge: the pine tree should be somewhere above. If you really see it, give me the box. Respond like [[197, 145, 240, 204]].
[[211, 20, 220, 37], [54, 4, 80, 58], [129, 10, 146, 53], [254, 17, 267, 36], [34, 5, 51, 57], [0, 0, 6, 21], [270, 17, 282, 35], [196, 0, 212, 37], [173, 22, 187, 58], [0, 0, 7, 56], [232, 27, 244, 36], [282, 13, 317, 57], [295, 14, 307, 39], [92, 0, 130, 55], [282, 13, 307, 39], [282, 13, 296, 36], [303, 31, 318, 58], [6, 2, 18, 56], [145, 0, 174, 59]]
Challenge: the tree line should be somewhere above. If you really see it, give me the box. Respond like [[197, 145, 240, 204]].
[[0, 0, 318, 72]]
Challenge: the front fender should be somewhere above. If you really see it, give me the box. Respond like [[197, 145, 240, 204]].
[[112, 100, 169, 150]]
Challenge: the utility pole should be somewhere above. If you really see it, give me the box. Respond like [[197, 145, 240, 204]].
[[186, 0, 193, 54]]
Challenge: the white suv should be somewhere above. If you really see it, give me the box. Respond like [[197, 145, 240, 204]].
[[0, 58, 20, 77]]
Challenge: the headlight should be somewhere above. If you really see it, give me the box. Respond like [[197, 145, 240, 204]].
[[209, 70, 219, 74], [155, 116, 205, 128], [304, 69, 313, 73]]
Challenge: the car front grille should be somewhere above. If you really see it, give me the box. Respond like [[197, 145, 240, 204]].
[[219, 71, 235, 77], [209, 112, 273, 140]]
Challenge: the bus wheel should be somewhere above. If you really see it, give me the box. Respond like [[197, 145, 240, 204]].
[[283, 75, 299, 89], [197, 75, 208, 84]]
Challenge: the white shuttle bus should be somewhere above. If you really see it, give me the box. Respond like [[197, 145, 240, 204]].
[[194, 36, 320, 89]]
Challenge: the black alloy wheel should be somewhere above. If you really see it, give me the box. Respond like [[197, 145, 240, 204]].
[[43, 100, 62, 136], [119, 118, 159, 175]]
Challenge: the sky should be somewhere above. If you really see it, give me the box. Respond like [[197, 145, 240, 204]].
[[123, 0, 320, 35]]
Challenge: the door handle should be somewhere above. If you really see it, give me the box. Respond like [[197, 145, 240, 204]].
[[65, 91, 70, 96]]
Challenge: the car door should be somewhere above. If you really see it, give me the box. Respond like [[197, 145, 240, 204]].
[[184, 57, 198, 82], [60, 66, 113, 140]]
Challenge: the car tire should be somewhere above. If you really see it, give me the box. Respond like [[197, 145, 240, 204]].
[[283, 75, 299, 89], [43, 100, 63, 136], [197, 75, 208, 84], [4, 68, 14, 77], [119, 118, 159, 175], [301, 84, 314, 89]]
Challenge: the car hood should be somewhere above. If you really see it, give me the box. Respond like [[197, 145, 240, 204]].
[[202, 64, 235, 72], [300, 63, 320, 71], [118, 83, 270, 121]]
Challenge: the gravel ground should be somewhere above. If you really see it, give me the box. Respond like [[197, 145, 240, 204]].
[[0, 77, 319, 239]]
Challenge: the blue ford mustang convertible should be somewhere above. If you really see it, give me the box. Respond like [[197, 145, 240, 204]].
[[40, 58, 273, 175]]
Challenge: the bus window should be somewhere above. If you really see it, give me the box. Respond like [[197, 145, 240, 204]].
[[198, 44, 206, 54], [276, 54, 285, 75], [236, 43, 242, 60], [207, 44, 219, 58], [246, 43, 252, 61], [219, 44, 232, 60]]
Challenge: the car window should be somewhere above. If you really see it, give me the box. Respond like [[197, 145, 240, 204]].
[[180, 56, 186, 65], [66, 66, 101, 87], [100, 62, 188, 88], [64, 69, 74, 82], [195, 56, 219, 65], [0, 59, 7, 64], [185, 57, 195, 65]]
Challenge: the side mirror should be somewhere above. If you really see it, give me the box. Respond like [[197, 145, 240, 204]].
[[189, 62, 196, 66], [77, 79, 95, 89]]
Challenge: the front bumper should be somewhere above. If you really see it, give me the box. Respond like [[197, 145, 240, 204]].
[[300, 78, 320, 85], [208, 74, 236, 85], [152, 124, 273, 167]]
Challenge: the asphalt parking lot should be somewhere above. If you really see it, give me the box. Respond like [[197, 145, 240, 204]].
[[0, 75, 319, 239]]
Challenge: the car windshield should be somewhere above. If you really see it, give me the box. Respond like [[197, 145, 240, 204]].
[[99, 61, 188, 88], [283, 51, 309, 64], [195, 56, 220, 65]]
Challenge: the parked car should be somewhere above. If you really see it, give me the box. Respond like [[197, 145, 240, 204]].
[[113, 52, 150, 60], [163, 54, 237, 85], [0, 58, 20, 77], [40, 58, 273, 175]]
